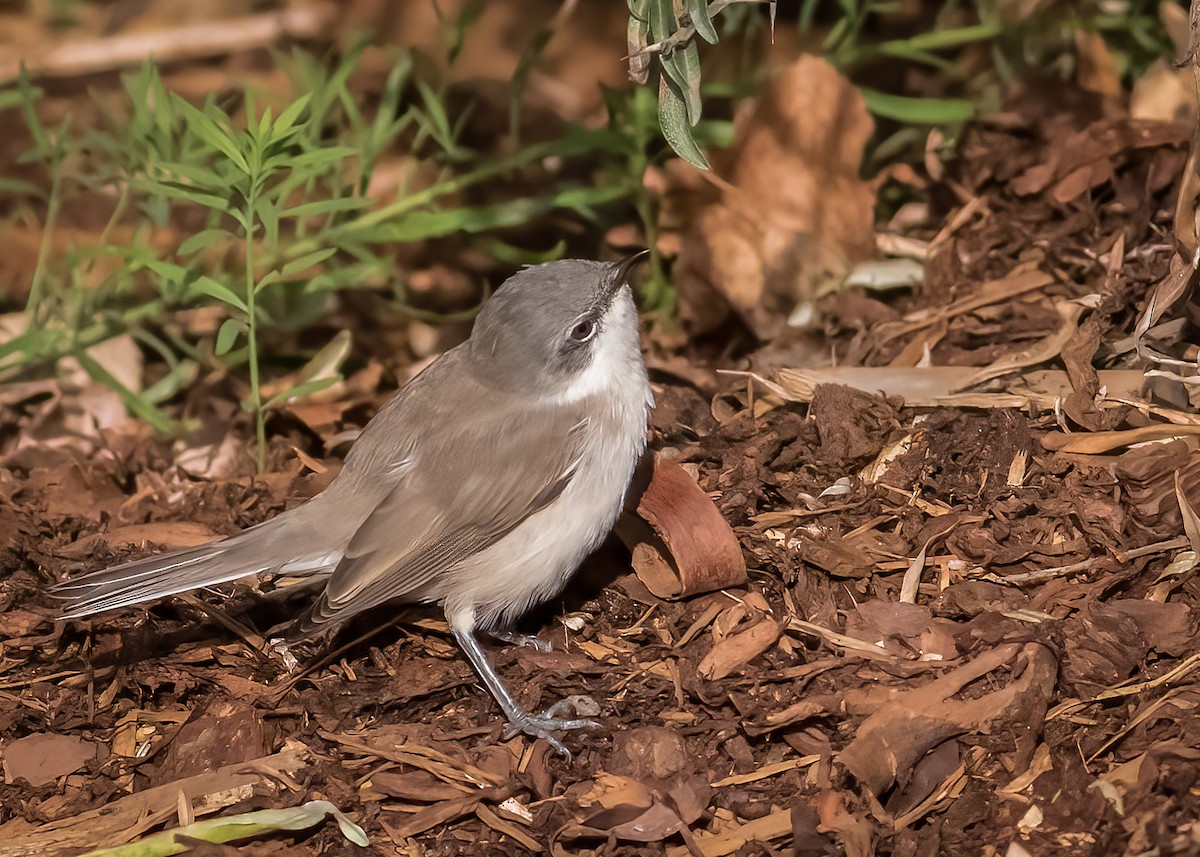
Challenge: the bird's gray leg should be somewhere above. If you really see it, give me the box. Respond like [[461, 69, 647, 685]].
[[451, 624, 600, 757], [488, 629, 552, 652]]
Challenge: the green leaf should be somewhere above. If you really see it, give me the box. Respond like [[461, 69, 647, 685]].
[[688, 0, 719, 44], [140, 179, 227, 210], [141, 259, 189, 282], [78, 799, 367, 855], [158, 161, 226, 189], [658, 77, 709, 169], [255, 269, 282, 293], [0, 89, 26, 111], [264, 376, 340, 410], [858, 88, 976, 124], [478, 237, 566, 266], [0, 329, 54, 365], [647, 0, 674, 42], [215, 318, 245, 355], [649, 0, 701, 126], [256, 196, 280, 251], [272, 93, 312, 138], [173, 95, 250, 173], [257, 105, 272, 141], [141, 358, 199, 405], [280, 197, 370, 219], [191, 276, 248, 312], [75, 349, 174, 434], [281, 247, 338, 276], [284, 146, 359, 171], [371, 52, 413, 151], [178, 228, 232, 256], [0, 177, 41, 195], [673, 40, 703, 125]]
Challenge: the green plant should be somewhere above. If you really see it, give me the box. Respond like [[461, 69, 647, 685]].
[[626, 0, 766, 170], [3, 46, 638, 467]]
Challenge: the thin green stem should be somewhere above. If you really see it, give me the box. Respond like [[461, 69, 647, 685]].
[[243, 185, 266, 473], [26, 162, 63, 326]]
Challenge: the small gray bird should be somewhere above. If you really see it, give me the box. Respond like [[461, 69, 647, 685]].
[[53, 257, 652, 754]]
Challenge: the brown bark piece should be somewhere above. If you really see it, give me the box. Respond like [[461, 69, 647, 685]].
[[618, 454, 747, 600]]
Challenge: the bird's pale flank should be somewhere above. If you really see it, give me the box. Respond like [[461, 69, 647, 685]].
[[52, 257, 653, 755]]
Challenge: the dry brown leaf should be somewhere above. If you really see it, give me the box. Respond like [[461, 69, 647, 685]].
[[1175, 469, 1200, 553], [872, 268, 1054, 348], [675, 55, 875, 338], [563, 728, 710, 845], [1075, 30, 1122, 97], [767, 366, 1145, 412], [665, 808, 792, 857], [952, 301, 1086, 391]]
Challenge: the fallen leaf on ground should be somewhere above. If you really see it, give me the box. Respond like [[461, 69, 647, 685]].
[[674, 54, 876, 338]]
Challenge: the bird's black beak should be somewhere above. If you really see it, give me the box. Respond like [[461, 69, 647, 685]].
[[614, 249, 649, 284], [605, 249, 649, 302]]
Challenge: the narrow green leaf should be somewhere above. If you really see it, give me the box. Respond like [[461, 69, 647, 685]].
[[284, 146, 359, 170], [256, 196, 280, 252], [280, 197, 370, 219], [264, 376, 340, 410], [859, 88, 976, 124], [0, 177, 41, 195], [173, 95, 250, 173], [257, 106, 273, 141], [272, 93, 312, 137], [647, 0, 674, 42], [688, 0, 719, 44], [141, 358, 199, 405], [178, 228, 232, 256], [191, 276, 248, 312], [281, 247, 338, 276], [372, 52, 413, 150], [78, 799, 368, 855], [138, 176, 228, 209], [75, 349, 174, 434], [157, 161, 226, 190], [478, 238, 566, 266], [0, 89, 26, 111], [255, 270, 282, 293], [215, 318, 245, 355], [658, 77, 709, 169], [0, 329, 53, 364], [142, 259, 189, 282], [673, 40, 703, 125]]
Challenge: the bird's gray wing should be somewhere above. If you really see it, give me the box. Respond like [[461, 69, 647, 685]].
[[302, 401, 590, 628]]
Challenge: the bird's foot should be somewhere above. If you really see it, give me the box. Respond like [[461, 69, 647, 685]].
[[490, 630, 552, 652], [503, 696, 603, 759]]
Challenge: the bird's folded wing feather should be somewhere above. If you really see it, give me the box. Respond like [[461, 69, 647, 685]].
[[304, 403, 590, 626]]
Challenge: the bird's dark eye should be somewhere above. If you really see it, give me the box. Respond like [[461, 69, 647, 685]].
[[568, 319, 597, 343]]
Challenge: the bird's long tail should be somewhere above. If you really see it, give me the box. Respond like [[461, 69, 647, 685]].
[[51, 512, 340, 619]]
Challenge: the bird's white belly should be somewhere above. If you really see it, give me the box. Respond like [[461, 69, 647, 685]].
[[438, 405, 647, 631]]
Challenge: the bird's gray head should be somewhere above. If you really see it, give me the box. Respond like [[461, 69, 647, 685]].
[[468, 257, 643, 397]]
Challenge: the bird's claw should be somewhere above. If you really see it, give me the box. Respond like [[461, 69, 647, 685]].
[[491, 630, 552, 652], [504, 708, 602, 759]]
